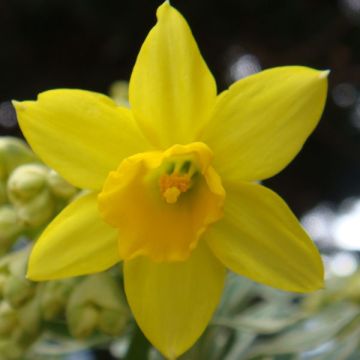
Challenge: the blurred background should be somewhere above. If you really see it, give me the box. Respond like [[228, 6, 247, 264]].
[[1, 0, 360, 359], [1, 0, 360, 238]]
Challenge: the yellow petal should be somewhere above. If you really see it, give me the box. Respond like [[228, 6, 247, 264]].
[[206, 181, 324, 293], [98, 142, 225, 262], [27, 192, 119, 280], [124, 242, 225, 358], [14, 90, 151, 190], [201, 67, 328, 182], [129, 2, 217, 148]]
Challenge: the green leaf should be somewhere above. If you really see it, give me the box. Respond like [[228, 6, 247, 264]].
[[216, 273, 255, 317], [214, 301, 306, 334]]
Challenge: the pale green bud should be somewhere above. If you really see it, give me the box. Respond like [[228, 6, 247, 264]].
[[7, 164, 48, 203], [98, 308, 128, 336], [47, 170, 77, 199], [0, 206, 23, 244], [1, 248, 36, 307], [7, 248, 29, 278], [0, 302, 17, 335], [0, 273, 9, 298], [16, 189, 55, 228], [3, 275, 35, 308], [67, 303, 100, 338], [6, 164, 54, 229], [16, 296, 42, 338], [67, 273, 125, 309], [39, 278, 77, 320], [0, 137, 37, 181], [109, 81, 129, 107], [0, 181, 6, 205], [0, 338, 24, 360], [66, 274, 128, 338]]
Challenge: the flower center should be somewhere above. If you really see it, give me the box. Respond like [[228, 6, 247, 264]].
[[159, 160, 196, 204], [98, 142, 225, 262], [159, 173, 190, 204]]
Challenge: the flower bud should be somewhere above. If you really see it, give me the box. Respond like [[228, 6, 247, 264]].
[[0, 302, 17, 335], [67, 303, 100, 338], [0, 137, 37, 181], [98, 308, 128, 336], [47, 170, 77, 199], [6, 163, 58, 228], [109, 81, 129, 107], [66, 273, 128, 338], [0, 180, 6, 205], [3, 275, 35, 308], [39, 278, 77, 320], [16, 189, 55, 228], [16, 296, 42, 339], [1, 249, 34, 308], [8, 248, 28, 278], [0, 338, 24, 360], [0, 206, 23, 245], [7, 164, 48, 203], [0, 273, 9, 298]]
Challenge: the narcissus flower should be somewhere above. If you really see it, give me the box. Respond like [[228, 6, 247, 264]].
[[13, 2, 328, 358]]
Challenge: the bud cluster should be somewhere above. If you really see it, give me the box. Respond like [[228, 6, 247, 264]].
[[0, 137, 77, 253], [0, 137, 129, 359], [0, 249, 41, 360], [0, 250, 129, 359]]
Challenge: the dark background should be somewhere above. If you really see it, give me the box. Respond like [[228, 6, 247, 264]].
[[1, 0, 360, 218]]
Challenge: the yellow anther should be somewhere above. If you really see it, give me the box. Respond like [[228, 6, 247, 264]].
[[159, 173, 191, 204]]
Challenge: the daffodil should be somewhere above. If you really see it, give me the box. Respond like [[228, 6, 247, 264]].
[[13, 2, 328, 358]]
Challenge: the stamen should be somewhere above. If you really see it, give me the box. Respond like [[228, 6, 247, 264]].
[[159, 160, 195, 204]]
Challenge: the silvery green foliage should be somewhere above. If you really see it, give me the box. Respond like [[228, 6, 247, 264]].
[[107, 272, 360, 360], [174, 273, 360, 360]]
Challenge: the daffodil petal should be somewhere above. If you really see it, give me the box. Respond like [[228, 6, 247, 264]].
[[129, 2, 217, 148], [14, 89, 151, 190], [27, 192, 119, 280], [124, 242, 225, 358], [206, 182, 324, 292], [201, 66, 328, 181]]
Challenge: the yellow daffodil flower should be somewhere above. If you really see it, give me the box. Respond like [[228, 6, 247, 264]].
[[13, 2, 328, 358]]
